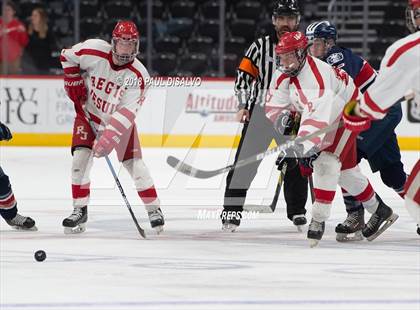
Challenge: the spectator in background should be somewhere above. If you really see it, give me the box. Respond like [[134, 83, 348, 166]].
[[23, 7, 57, 74], [0, 1, 28, 74]]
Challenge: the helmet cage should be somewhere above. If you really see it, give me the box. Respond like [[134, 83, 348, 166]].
[[277, 47, 308, 77], [111, 36, 139, 64], [406, 6, 420, 33]]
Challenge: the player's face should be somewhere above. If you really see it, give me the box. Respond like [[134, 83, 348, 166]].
[[415, 8, 420, 27], [273, 15, 298, 37], [309, 38, 327, 59], [278, 51, 299, 71], [115, 39, 136, 56]]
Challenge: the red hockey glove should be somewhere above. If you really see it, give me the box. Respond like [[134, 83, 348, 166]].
[[64, 75, 87, 111], [343, 100, 371, 133], [92, 129, 121, 157]]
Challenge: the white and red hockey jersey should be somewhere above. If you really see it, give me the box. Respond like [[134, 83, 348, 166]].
[[265, 55, 359, 153], [360, 31, 420, 120], [60, 39, 150, 134]]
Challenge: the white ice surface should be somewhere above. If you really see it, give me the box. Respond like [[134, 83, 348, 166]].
[[0, 147, 419, 310]]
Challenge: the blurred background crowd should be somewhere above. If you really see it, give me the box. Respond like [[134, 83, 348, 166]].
[[0, 0, 409, 76]]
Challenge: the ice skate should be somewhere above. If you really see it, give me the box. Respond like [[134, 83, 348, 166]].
[[221, 220, 240, 232], [63, 206, 87, 234], [292, 214, 307, 232], [417, 225, 419, 236], [148, 208, 164, 234], [363, 197, 398, 241], [5, 213, 37, 231], [307, 219, 325, 247], [220, 210, 241, 232], [335, 208, 364, 242]]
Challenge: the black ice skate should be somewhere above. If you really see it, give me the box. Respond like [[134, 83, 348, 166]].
[[62, 206, 87, 234], [307, 219, 325, 248], [220, 210, 241, 232], [292, 214, 307, 232], [148, 208, 164, 234], [363, 197, 398, 241], [417, 225, 419, 236], [335, 208, 365, 242], [5, 214, 37, 231]]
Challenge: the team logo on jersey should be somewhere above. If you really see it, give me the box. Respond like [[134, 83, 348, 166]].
[[326, 53, 344, 65]]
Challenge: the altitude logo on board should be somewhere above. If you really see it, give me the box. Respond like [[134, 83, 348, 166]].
[[184, 93, 237, 122]]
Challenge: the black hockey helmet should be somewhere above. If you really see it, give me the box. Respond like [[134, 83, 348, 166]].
[[272, 0, 300, 18]]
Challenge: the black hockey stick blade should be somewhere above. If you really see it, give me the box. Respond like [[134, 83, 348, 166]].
[[167, 121, 342, 179], [243, 161, 287, 213], [242, 204, 276, 213]]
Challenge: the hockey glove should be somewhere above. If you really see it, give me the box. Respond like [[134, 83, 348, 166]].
[[64, 75, 87, 112], [275, 143, 305, 169], [93, 129, 121, 157], [343, 100, 371, 133], [0, 122, 12, 141]]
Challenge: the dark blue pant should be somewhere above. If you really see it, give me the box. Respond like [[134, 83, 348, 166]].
[[344, 103, 406, 211]]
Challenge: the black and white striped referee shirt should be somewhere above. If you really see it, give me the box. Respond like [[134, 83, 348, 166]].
[[235, 33, 278, 112]]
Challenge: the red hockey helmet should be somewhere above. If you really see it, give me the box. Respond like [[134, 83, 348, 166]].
[[275, 31, 308, 54], [407, 0, 420, 32], [275, 31, 309, 76], [111, 20, 140, 64]]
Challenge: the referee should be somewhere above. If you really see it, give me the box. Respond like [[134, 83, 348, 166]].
[[221, 0, 308, 231]]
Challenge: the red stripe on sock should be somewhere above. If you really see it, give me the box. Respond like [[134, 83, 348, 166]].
[[138, 187, 158, 204], [354, 182, 375, 202], [314, 188, 336, 204], [72, 183, 90, 199], [0, 194, 16, 208]]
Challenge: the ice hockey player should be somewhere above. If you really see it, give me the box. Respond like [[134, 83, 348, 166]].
[[306, 21, 407, 242], [344, 0, 420, 235], [0, 121, 37, 230], [266, 31, 398, 246], [60, 20, 164, 234], [222, 0, 308, 232]]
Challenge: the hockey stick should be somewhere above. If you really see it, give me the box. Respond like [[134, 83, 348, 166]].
[[83, 112, 146, 239], [308, 175, 315, 204], [167, 121, 342, 179], [243, 161, 287, 213]]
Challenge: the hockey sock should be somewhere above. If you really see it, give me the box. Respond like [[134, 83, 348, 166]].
[[123, 158, 160, 211], [72, 148, 93, 207], [0, 172, 18, 220]]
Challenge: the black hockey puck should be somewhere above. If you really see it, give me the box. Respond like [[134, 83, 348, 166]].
[[34, 250, 46, 262]]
